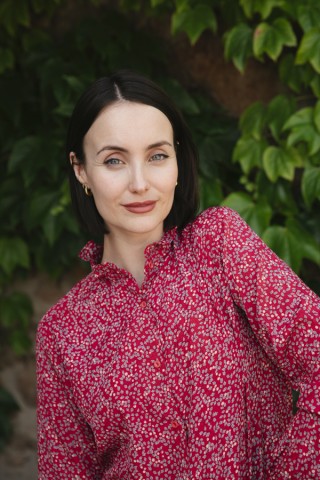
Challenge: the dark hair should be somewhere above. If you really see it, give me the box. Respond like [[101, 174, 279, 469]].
[[66, 70, 199, 237]]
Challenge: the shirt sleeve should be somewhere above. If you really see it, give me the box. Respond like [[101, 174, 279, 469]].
[[218, 208, 320, 478], [36, 319, 103, 480]]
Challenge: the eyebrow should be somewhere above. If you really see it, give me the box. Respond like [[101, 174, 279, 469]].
[[96, 141, 173, 156]]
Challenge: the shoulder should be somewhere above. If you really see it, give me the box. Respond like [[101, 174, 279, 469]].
[[176, 206, 262, 270], [174, 207, 240, 268], [180, 206, 245, 246], [194, 206, 240, 227]]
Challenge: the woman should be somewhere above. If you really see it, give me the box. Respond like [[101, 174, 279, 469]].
[[37, 71, 320, 479]]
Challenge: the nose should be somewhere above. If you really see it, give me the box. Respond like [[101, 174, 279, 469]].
[[128, 164, 149, 193]]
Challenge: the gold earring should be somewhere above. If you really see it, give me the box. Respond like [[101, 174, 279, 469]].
[[82, 184, 92, 196]]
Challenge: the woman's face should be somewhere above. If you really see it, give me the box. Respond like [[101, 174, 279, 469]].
[[72, 101, 178, 243]]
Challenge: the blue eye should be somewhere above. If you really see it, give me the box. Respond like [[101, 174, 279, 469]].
[[105, 158, 122, 165], [151, 153, 168, 161]]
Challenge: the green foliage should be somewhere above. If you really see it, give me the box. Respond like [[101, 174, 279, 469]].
[[221, 2, 320, 288], [224, 24, 253, 73], [253, 18, 296, 61], [296, 27, 320, 74], [0, 387, 19, 452], [0, 292, 33, 354], [171, 2, 217, 45]]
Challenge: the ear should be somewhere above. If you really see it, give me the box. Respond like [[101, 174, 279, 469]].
[[69, 152, 88, 185]]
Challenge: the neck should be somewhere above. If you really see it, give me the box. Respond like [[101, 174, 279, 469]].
[[102, 230, 163, 286]]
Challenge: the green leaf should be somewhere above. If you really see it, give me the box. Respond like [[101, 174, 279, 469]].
[[253, 18, 296, 61], [311, 75, 320, 98], [266, 95, 296, 140], [24, 191, 59, 230], [287, 127, 320, 156], [283, 107, 313, 130], [7, 136, 48, 187], [262, 225, 302, 272], [296, 27, 320, 73], [222, 192, 272, 236], [0, 0, 30, 35], [160, 78, 200, 115], [200, 177, 223, 210], [0, 292, 33, 328], [258, 18, 296, 59], [256, 174, 298, 215], [0, 237, 30, 276], [309, 151, 320, 167], [171, 4, 217, 45], [302, 166, 320, 207], [286, 217, 320, 266], [224, 23, 253, 73], [283, 106, 320, 154], [42, 212, 66, 246], [240, 0, 285, 19], [297, 5, 320, 32], [239, 101, 267, 139], [9, 329, 31, 355], [150, 0, 167, 5], [0, 48, 14, 74], [262, 146, 295, 182], [313, 100, 320, 134], [279, 54, 314, 93], [198, 136, 228, 179], [119, 0, 141, 11], [233, 136, 266, 174], [8, 136, 40, 173]]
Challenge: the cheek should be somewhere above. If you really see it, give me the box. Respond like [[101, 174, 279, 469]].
[[89, 172, 124, 198], [159, 163, 178, 190]]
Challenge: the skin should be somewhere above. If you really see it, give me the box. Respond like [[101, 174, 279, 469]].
[[71, 101, 178, 285]]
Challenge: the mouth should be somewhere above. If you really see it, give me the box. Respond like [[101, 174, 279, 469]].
[[122, 201, 157, 214]]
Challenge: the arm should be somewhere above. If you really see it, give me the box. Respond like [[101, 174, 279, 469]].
[[37, 322, 103, 479], [220, 208, 320, 478]]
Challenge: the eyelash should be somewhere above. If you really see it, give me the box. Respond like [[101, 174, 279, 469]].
[[104, 153, 169, 165], [150, 153, 169, 162], [104, 158, 122, 165]]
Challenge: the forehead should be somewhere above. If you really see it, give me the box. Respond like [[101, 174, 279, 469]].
[[84, 101, 174, 147]]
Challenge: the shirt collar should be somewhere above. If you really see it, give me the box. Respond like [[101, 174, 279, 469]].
[[79, 227, 178, 271]]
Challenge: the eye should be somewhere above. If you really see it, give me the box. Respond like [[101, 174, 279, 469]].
[[150, 153, 169, 162], [104, 157, 123, 166]]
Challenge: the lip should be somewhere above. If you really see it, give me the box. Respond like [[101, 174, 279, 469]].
[[122, 200, 157, 214]]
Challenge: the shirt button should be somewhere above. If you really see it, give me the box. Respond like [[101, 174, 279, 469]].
[[153, 359, 161, 368], [140, 300, 147, 309], [171, 420, 180, 429]]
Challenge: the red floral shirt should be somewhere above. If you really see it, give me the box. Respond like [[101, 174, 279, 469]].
[[37, 207, 320, 479]]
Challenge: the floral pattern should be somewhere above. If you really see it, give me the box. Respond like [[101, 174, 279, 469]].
[[37, 207, 320, 479]]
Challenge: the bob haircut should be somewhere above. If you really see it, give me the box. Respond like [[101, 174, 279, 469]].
[[67, 70, 199, 237]]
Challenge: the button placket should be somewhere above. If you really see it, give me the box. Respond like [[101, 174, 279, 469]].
[[140, 300, 147, 309], [171, 419, 180, 429], [153, 358, 161, 369]]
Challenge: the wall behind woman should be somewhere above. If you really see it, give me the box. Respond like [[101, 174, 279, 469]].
[[0, 1, 319, 477]]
